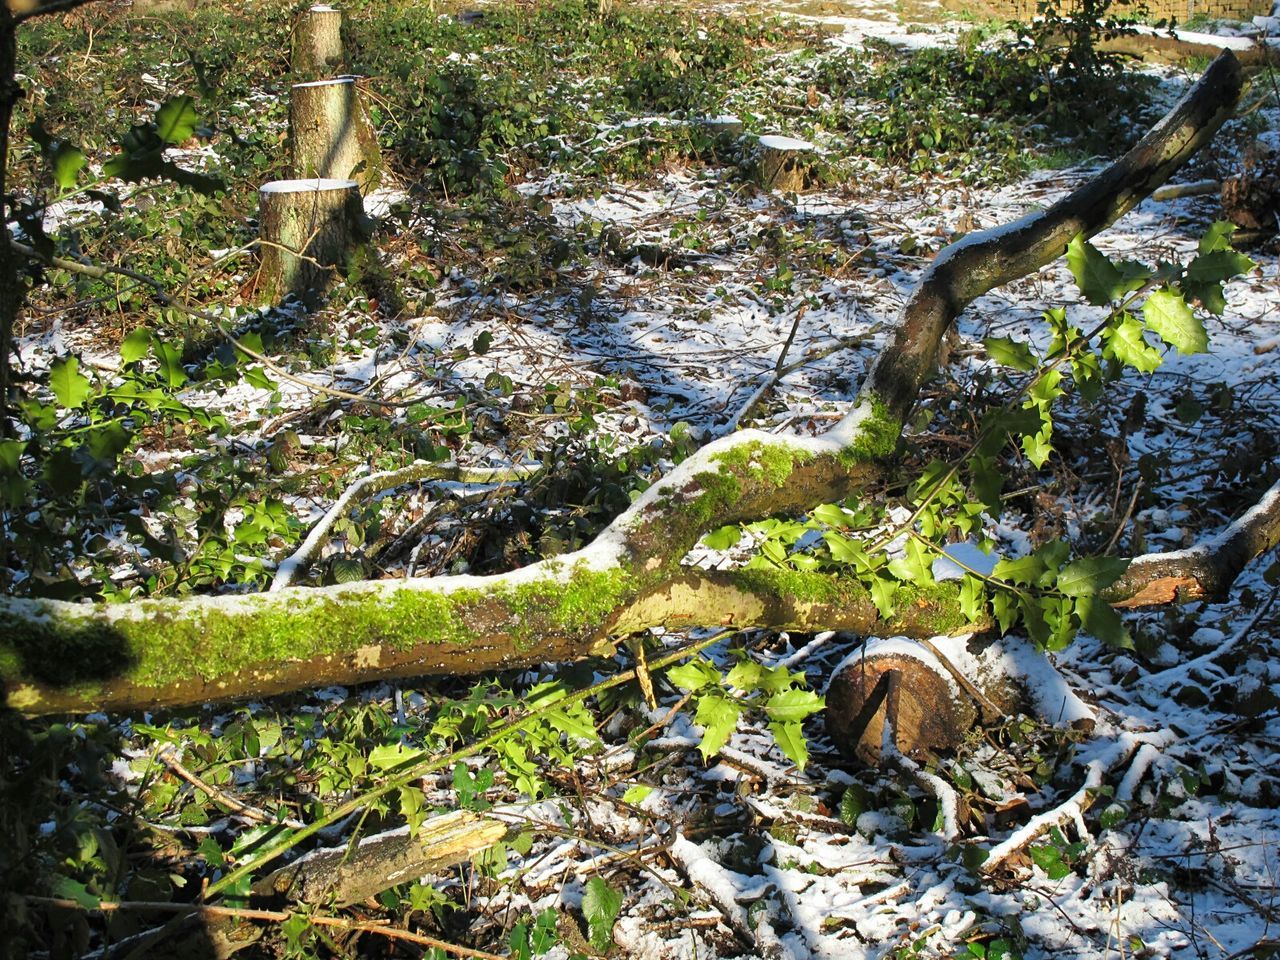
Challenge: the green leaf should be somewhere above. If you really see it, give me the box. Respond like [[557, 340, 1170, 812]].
[[768, 720, 810, 769], [1021, 425, 1053, 469], [1076, 595, 1132, 649], [156, 95, 198, 145], [1101, 312, 1163, 373], [1056, 556, 1129, 596], [1198, 220, 1237, 254], [48, 356, 92, 408], [692, 691, 742, 761], [1066, 234, 1134, 306], [959, 575, 986, 621], [983, 336, 1037, 371], [764, 688, 824, 724], [50, 875, 100, 910], [811, 502, 852, 528], [702, 525, 741, 550], [582, 876, 622, 951], [667, 658, 721, 692], [1183, 249, 1255, 316], [824, 531, 869, 568], [120, 327, 152, 364], [621, 784, 653, 805], [724, 660, 763, 691], [152, 339, 188, 389], [869, 575, 896, 619], [51, 144, 86, 191], [368, 743, 429, 770], [1142, 288, 1205, 355]]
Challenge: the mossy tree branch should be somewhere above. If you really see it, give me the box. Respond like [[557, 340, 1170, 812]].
[[0, 52, 1249, 716]]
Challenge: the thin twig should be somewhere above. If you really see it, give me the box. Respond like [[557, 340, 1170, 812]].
[[156, 744, 305, 829], [23, 896, 504, 960]]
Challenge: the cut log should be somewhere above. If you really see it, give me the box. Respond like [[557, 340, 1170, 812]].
[[257, 177, 360, 306], [290, 77, 383, 192], [753, 135, 815, 192], [292, 4, 343, 77], [253, 811, 508, 907]]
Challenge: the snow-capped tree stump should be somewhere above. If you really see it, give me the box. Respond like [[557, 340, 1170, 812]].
[[257, 177, 360, 306], [292, 4, 343, 77], [754, 135, 815, 192], [290, 77, 383, 192]]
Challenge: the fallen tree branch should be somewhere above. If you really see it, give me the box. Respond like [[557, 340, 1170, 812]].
[[270, 460, 540, 590], [0, 52, 1247, 715], [157, 744, 306, 829]]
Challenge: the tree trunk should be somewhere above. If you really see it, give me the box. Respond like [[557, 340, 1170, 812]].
[[0, 52, 1250, 717], [257, 177, 360, 306], [292, 4, 343, 77], [290, 77, 383, 192]]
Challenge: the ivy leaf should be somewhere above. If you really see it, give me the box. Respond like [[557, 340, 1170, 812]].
[[120, 327, 152, 364], [1076, 595, 1133, 649], [1067, 234, 1137, 306], [693, 691, 742, 760], [582, 877, 622, 951], [1101, 313, 1163, 373], [668, 657, 721, 693], [1056, 556, 1130, 596], [764, 688, 824, 724], [49, 356, 92, 408], [768, 720, 809, 769], [1142, 288, 1205, 355], [702, 524, 741, 550], [156, 95, 198, 145], [983, 336, 1037, 371]]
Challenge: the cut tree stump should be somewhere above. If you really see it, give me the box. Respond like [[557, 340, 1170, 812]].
[[257, 177, 360, 306], [754, 135, 815, 192], [290, 77, 383, 192], [292, 4, 343, 77]]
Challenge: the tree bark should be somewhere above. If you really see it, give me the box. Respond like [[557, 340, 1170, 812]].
[[0, 52, 1251, 717], [292, 5, 343, 78], [257, 177, 361, 306], [290, 77, 383, 192]]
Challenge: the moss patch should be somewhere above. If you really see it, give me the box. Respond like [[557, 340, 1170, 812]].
[[714, 440, 811, 488], [841, 397, 902, 464]]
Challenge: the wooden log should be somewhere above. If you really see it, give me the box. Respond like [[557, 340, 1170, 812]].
[[292, 4, 343, 77], [257, 177, 360, 306], [754, 134, 815, 192], [290, 77, 383, 192]]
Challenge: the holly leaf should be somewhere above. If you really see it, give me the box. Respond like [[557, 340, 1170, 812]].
[[667, 658, 720, 693], [959, 575, 986, 621], [1198, 220, 1237, 254], [51, 144, 86, 191], [156, 95, 198, 145], [768, 720, 810, 769], [582, 877, 622, 951], [621, 784, 653, 805], [1056, 556, 1129, 596], [763, 688, 824, 724], [368, 743, 429, 770], [1076, 595, 1133, 649], [983, 336, 1037, 371], [702, 525, 741, 550], [120, 327, 152, 364], [1142, 288, 1205, 355], [1066, 234, 1139, 306], [693, 691, 742, 760], [49, 356, 92, 408], [152, 339, 188, 389], [1101, 313, 1163, 373], [869, 575, 896, 619], [1183, 249, 1255, 316]]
